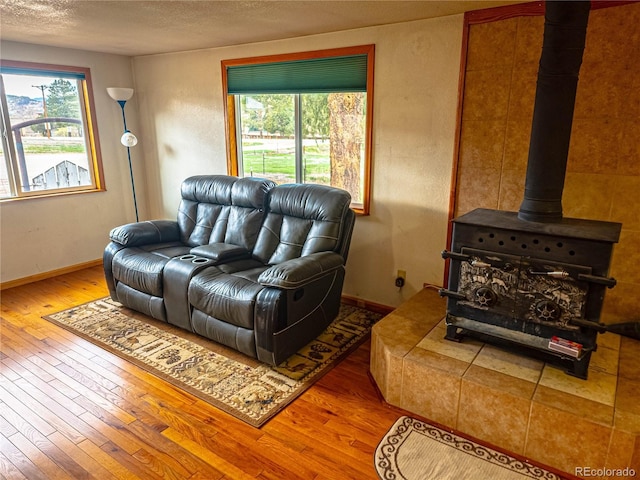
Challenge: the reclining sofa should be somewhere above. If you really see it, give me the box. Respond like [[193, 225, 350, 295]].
[[103, 175, 355, 365]]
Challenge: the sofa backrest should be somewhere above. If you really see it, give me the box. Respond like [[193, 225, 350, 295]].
[[252, 183, 354, 265], [177, 175, 275, 249]]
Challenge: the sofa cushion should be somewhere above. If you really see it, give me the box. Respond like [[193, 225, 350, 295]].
[[112, 249, 167, 297], [177, 175, 275, 248], [216, 258, 268, 276], [252, 184, 352, 264], [189, 267, 266, 329], [140, 242, 191, 259], [190, 310, 256, 358], [115, 282, 166, 321]]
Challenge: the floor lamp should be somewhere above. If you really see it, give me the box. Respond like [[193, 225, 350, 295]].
[[107, 87, 139, 222]]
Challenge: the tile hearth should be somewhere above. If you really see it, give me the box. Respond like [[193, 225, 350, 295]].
[[370, 288, 640, 477]]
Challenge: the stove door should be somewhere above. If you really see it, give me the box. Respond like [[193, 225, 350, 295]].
[[448, 248, 593, 332], [516, 257, 592, 330], [452, 248, 521, 323]]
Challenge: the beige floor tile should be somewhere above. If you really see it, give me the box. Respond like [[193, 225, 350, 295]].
[[370, 331, 414, 405], [616, 378, 640, 416], [526, 399, 612, 474], [401, 348, 466, 428], [416, 321, 483, 364], [533, 385, 614, 427], [597, 331, 621, 351], [539, 363, 617, 406], [458, 365, 535, 454], [472, 344, 544, 383], [619, 337, 640, 381], [589, 343, 620, 376]]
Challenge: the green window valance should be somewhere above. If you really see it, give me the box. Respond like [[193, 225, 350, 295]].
[[0, 66, 85, 80], [226, 54, 368, 94]]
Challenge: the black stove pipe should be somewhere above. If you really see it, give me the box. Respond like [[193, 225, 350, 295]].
[[518, 1, 591, 222]]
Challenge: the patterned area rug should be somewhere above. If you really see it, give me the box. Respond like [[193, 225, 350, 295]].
[[375, 416, 566, 480], [44, 297, 381, 427]]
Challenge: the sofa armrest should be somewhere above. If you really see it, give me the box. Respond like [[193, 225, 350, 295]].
[[258, 252, 344, 289], [109, 220, 180, 247], [190, 243, 251, 263]]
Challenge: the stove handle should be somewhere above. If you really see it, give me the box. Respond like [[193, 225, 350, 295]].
[[528, 270, 617, 288], [568, 318, 608, 333], [438, 288, 466, 300], [577, 273, 617, 288], [441, 250, 471, 262], [528, 270, 569, 278]]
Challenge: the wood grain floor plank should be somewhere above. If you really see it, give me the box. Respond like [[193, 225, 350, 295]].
[[47, 378, 82, 400], [0, 380, 57, 438], [11, 375, 111, 447], [166, 423, 287, 479], [0, 432, 48, 480], [17, 428, 94, 480], [0, 449, 29, 480], [161, 428, 245, 480], [7, 430, 85, 480], [253, 433, 319, 479], [0, 357, 21, 382], [138, 394, 226, 439], [124, 420, 209, 478], [76, 438, 142, 480], [0, 320, 54, 360], [0, 404, 19, 438], [99, 441, 165, 480], [77, 410, 145, 456], [25, 353, 137, 425], [0, 333, 63, 374], [4, 359, 87, 416], [47, 431, 120, 480], [0, 374, 87, 446], [131, 447, 192, 480], [263, 419, 373, 479]]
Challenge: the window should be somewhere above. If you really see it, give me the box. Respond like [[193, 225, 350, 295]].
[[222, 45, 374, 214], [0, 61, 104, 199]]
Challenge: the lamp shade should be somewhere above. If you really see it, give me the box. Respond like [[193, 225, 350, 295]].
[[121, 131, 138, 147], [107, 87, 134, 101]]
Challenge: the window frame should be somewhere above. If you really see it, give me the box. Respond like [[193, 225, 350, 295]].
[[221, 45, 374, 215], [0, 60, 105, 201]]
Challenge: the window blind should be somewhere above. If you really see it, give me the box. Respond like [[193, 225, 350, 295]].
[[226, 54, 368, 94], [0, 66, 85, 80]]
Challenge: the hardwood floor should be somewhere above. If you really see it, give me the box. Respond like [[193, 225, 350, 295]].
[[0, 266, 405, 479]]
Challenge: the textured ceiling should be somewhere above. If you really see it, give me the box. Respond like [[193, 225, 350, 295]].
[[0, 0, 524, 57]]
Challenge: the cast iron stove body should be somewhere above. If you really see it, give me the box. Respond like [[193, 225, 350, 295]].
[[440, 208, 621, 379]]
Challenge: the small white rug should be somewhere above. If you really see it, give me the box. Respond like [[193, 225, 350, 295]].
[[375, 416, 565, 480]]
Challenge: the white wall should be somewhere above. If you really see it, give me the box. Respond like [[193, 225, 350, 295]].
[[133, 15, 463, 307], [0, 41, 147, 283]]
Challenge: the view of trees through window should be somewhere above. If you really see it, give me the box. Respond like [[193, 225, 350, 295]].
[[0, 69, 96, 198], [237, 92, 366, 205]]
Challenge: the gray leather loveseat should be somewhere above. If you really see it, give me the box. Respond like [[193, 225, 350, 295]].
[[103, 175, 355, 365]]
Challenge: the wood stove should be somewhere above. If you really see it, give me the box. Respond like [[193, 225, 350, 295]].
[[440, 209, 620, 379], [439, 1, 623, 379]]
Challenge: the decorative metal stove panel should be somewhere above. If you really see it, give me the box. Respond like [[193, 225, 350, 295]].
[[455, 248, 591, 331]]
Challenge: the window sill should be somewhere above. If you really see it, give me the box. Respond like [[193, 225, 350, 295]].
[[0, 186, 106, 203]]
